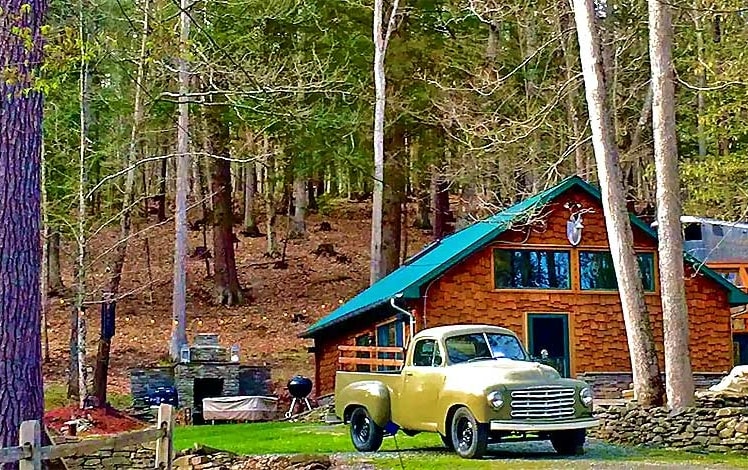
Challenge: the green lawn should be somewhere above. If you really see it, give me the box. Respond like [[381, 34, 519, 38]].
[[174, 422, 748, 469], [44, 383, 132, 411]]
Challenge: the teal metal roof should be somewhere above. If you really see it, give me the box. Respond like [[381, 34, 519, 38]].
[[302, 176, 748, 338]]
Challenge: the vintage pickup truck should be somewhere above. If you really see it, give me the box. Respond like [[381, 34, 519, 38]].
[[335, 324, 598, 459]]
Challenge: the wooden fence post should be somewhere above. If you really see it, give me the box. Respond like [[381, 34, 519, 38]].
[[155, 404, 174, 469], [18, 420, 41, 470]]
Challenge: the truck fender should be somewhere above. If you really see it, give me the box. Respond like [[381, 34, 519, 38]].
[[339, 381, 391, 427]]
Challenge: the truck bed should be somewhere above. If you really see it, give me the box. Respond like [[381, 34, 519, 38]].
[[335, 370, 402, 403]]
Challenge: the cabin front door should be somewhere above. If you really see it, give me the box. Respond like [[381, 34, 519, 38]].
[[527, 313, 571, 378]]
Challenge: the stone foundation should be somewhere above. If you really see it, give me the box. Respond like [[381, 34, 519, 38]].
[[577, 372, 724, 399], [592, 394, 748, 452]]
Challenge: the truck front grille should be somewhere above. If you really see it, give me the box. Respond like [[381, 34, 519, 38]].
[[510, 387, 576, 420]]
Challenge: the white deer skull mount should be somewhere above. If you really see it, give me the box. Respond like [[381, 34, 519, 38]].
[[564, 202, 595, 246]]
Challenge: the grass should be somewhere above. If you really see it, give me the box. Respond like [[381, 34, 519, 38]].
[[174, 422, 748, 469], [44, 383, 132, 411]]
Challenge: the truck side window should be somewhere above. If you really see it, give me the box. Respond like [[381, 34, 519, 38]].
[[413, 339, 438, 367]]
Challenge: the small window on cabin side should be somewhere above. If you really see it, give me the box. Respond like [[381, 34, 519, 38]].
[[712, 224, 724, 237], [493, 249, 571, 289], [355, 334, 372, 372], [580, 251, 655, 291], [718, 270, 741, 288], [684, 223, 702, 241]]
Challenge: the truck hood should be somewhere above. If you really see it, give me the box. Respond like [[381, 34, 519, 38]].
[[448, 359, 565, 386]]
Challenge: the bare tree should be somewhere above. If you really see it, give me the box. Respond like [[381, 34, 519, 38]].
[[170, 0, 191, 359], [649, 0, 695, 411], [572, 0, 664, 405], [290, 175, 308, 238], [370, 0, 400, 284], [73, 0, 90, 406]]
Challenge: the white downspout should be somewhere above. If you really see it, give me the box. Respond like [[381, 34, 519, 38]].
[[390, 296, 415, 347]]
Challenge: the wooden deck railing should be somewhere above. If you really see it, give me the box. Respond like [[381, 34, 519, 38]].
[[0, 404, 174, 470], [338, 345, 405, 369]]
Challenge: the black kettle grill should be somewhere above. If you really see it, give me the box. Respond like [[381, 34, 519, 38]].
[[285, 375, 313, 418]]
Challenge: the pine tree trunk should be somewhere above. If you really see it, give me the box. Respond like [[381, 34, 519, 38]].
[[432, 167, 450, 239], [206, 98, 243, 306], [265, 139, 279, 257], [0, 0, 46, 447], [649, 0, 695, 411], [48, 230, 65, 295], [573, 0, 664, 406], [289, 176, 308, 238], [242, 158, 260, 236], [381, 128, 405, 276], [170, 0, 191, 360]]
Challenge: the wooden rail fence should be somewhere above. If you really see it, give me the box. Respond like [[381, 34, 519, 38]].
[[338, 345, 405, 369], [0, 404, 174, 470]]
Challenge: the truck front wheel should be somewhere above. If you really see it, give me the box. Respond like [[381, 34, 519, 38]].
[[349, 407, 384, 452], [550, 429, 586, 456], [450, 406, 488, 459]]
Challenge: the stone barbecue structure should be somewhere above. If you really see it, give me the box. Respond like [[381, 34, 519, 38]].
[[130, 334, 271, 422]]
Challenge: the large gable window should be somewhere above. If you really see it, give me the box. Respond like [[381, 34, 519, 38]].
[[494, 249, 571, 289], [580, 251, 655, 291]]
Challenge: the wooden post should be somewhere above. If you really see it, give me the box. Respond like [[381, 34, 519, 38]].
[[19, 420, 41, 470], [155, 404, 174, 469]]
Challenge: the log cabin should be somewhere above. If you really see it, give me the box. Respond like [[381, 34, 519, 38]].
[[301, 176, 748, 398]]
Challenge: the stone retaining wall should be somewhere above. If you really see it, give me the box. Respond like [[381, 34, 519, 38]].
[[592, 394, 748, 452], [56, 436, 156, 469], [174, 452, 334, 470]]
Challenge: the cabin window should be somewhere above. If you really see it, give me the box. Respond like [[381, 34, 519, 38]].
[[493, 249, 571, 289], [579, 251, 656, 291], [355, 334, 373, 372], [412, 339, 442, 367], [718, 270, 743, 288], [684, 223, 702, 241]]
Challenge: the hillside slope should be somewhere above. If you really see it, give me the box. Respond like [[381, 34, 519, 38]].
[[44, 200, 431, 396]]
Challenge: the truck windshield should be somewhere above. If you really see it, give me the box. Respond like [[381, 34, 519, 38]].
[[445, 333, 527, 364]]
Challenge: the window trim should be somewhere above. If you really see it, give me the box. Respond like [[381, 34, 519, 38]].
[[410, 338, 442, 367], [578, 249, 658, 293], [492, 248, 572, 291]]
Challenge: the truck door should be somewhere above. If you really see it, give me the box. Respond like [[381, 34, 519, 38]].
[[396, 338, 444, 432]]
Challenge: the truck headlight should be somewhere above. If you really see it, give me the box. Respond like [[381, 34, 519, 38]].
[[487, 391, 504, 409], [579, 387, 593, 408]]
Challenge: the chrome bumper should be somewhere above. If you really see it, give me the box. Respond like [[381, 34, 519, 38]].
[[489, 418, 600, 432]]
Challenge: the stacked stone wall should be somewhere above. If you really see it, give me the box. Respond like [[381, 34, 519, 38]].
[[592, 395, 748, 452]]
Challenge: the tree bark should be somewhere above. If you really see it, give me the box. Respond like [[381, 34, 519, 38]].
[[93, 0, 150, 407], [289, 175, 308, 238], [432, 170, 450, 239], [157, 156, 167, 222], [170, 0, 191, 360], [0, 0, 46, 449], [264, 138, 279, 257], [206, 98, 243, 306], [73, 0, 90, 407], [242, 157, 260, 236], [648, 0, 695, 411], [572, 0, 664, 406], [382, 128, 405, 276], [556, 0, 586, 176], [370, 0, 400, 284], [47, 230, 65, 295]]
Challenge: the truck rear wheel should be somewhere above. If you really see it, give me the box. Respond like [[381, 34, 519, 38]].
[[349, 407, 384, 452], [450, 406, 488, 459], [550, 429, 586, 456]]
